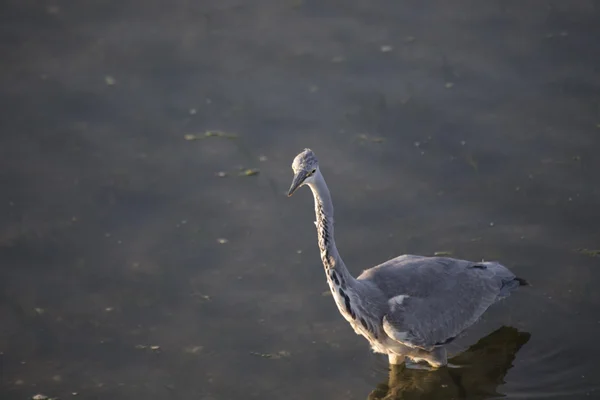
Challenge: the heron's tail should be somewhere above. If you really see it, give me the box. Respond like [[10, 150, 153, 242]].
[[515, 276, 530, 287], [498, 273, 530, 299]]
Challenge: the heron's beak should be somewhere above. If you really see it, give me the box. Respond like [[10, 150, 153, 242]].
[[287, 171, 307, 197]]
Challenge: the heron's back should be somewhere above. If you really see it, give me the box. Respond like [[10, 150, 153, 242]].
[[358, 255, 520, 300], [356, 255, 525, 349]]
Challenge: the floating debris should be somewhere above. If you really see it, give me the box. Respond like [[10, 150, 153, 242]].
[[239, 169, 259, 176], [205, 130, 236, 138], [434, 251, 453, 256], [259, 155, 268, 162], [465, 154, 478, 172], [217, 238, 228, 244], [216, 171, 228, 177], [403, 36, 416, 43], [34, 308, 45, 315], [135, 344, 161, 351], [184, 131, 238, 140], [104, 76, 116, 86], [249, 350, 291, 359], [184, 345, 204, 354], [547, 31, 571, 39], [380, 45, 393, 52], [331, 56, 345, 63], [190, 293, 212, 301], [308, 85, 319, 93], [575, 248, 600, 257], [250, 351, 272, 359], [189, 108, 197, 115], [357, 134, 385, 143], [32, 395, 49, 400], [105, 307, 114, 312], [445, 82, 454, 89]]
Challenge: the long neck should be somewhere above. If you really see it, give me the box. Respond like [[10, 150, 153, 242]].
[[308, 172, 355, 288]]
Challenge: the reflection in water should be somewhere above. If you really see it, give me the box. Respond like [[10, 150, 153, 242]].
[[368, 326, 530, 400]]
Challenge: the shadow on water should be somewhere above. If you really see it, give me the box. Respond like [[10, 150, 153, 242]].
[[368, 326, 531, 400]]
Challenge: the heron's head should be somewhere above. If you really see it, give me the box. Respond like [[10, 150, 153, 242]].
[[287, 148, 319, 197]]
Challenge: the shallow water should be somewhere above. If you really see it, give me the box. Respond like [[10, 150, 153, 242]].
[[1, 1, 600, 399]]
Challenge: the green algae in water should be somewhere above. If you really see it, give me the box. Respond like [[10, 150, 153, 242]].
[[239, 169, 259, 176], [574, 248, 600, 257]]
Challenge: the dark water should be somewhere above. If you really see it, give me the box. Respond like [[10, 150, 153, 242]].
[[2, 0, 600, 399]]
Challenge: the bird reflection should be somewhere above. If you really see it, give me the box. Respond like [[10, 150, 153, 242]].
[[368, 326, 530, 400]]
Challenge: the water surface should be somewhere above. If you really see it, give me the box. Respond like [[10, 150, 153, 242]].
[[1, 1, 600, 399]]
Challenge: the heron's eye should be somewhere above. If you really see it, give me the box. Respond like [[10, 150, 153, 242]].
[[310, 168, 316, 175]]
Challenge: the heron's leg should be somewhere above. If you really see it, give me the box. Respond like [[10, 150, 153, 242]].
[[388, 353, 405, 365], [404, 359, 438, 370], [426, 346, 447, 367], [406, 347, 447, 370]]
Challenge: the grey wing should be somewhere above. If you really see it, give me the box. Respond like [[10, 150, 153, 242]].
[[360, 256, 515, 350]]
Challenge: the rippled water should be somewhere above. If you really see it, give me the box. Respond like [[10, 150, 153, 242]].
[[1, 1, 600, 399]]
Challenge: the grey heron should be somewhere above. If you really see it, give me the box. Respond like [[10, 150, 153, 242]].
[[287, 148, 528, 369]]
